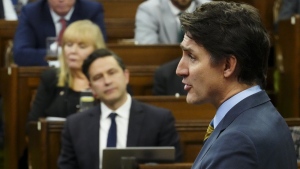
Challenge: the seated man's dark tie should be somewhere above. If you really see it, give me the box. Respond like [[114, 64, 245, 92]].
[[107, 113, 117, 147], [58, 18, 67, 45], [204, 120, 214, 141]]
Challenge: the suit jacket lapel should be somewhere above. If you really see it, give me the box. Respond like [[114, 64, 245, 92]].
[[69, 0, 81, 22], [86, 105, 101, 165], [195, 91, 270, 163], [42, 2, 56, 37], [126, 99, 145, 146]]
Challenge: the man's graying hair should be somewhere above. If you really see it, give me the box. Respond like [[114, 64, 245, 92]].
[[180, 1, 270, 89]]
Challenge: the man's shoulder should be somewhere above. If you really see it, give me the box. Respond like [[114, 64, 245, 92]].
[[75, 0, 102, 9], [22, 0, 45, 11], [20, 0, 50, 20], [66, 105, 99, 122]]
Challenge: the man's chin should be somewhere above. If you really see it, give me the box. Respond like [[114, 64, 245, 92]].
[[186, 94, 203, 105], [185, 94, 195, 104]]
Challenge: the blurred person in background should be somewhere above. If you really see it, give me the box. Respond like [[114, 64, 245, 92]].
[[134, 0, 210, 44], [13, 0, 106, 66]]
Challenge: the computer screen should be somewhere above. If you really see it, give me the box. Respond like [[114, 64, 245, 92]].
[[102, 147, 175, 169]]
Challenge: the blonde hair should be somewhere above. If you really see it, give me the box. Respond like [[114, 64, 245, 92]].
[[57, 20, 106, 87]]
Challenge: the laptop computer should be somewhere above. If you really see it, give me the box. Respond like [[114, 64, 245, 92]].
[[102, 146, 175, 169]]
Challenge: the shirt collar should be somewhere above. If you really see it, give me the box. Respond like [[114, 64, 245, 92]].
[[50, 6, 74, 23], [213, 85, 262, 128], [101, 94, 132, 119], [168, 0, 196, 16]]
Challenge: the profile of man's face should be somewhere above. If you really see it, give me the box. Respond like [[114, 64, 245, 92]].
[[48, 0, 75, 16]]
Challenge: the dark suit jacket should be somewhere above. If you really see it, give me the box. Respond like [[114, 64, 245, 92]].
[[28, 68, 81, 122], [278, 0, 300, 21], [58, 100, 182, 169], [13, 0, 106, 66], [192, 91, 297, 169], [153, 58, 187, 96]]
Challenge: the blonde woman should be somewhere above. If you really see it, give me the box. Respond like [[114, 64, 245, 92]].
[[28, 20, 105, 121]]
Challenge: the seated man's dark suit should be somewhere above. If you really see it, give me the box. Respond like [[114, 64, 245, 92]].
[[58, 100, 182, 169], [13, 0, 106, 66], [153, 58, 187, 95], [192, 91, 297, 169]]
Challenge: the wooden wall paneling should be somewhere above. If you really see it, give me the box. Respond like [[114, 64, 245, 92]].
[[1, 67, 47, 169], [129, 66, 157, 95], [99, 0, 142, 19], [0, 20, 18, 67], [277, 16, 300, 117], [108, 44, 181, 66], [134, 96, 216, 120], [0, 67, 18, 169]]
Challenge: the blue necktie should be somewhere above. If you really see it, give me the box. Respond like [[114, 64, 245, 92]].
[[107, 113, 117, 147]]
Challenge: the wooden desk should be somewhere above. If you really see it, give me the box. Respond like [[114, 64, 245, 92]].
[[27, 118, 300, 169], [109, 44, 181, 66], [27, 119, 210, 169]]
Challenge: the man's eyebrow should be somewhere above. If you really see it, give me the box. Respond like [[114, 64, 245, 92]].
[[180, 44, 193, 52]]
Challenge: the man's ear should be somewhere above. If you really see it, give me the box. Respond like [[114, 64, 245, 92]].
[[223, 55, 237, 78], [124, 69, 130, 84]]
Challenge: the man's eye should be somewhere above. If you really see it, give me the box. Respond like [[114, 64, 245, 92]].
[[188, 54, 195, 60], [93, 75, 102, 81]]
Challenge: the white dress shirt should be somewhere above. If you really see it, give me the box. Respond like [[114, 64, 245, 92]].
[[99, 94, 132, 169], [48, 8, 73, 67], [3, 0, 17, 20], [49, 7, 74, 36]]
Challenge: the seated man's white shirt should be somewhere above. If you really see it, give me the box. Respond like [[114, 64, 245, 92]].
[[99, 94, 131, 169], [3, 0, 17, 20]]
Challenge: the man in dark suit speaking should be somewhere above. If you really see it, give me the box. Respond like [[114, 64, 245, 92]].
[[13, 0, 106, 66], [58, 49, 182, 169], [176, 1, 297, 169]]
